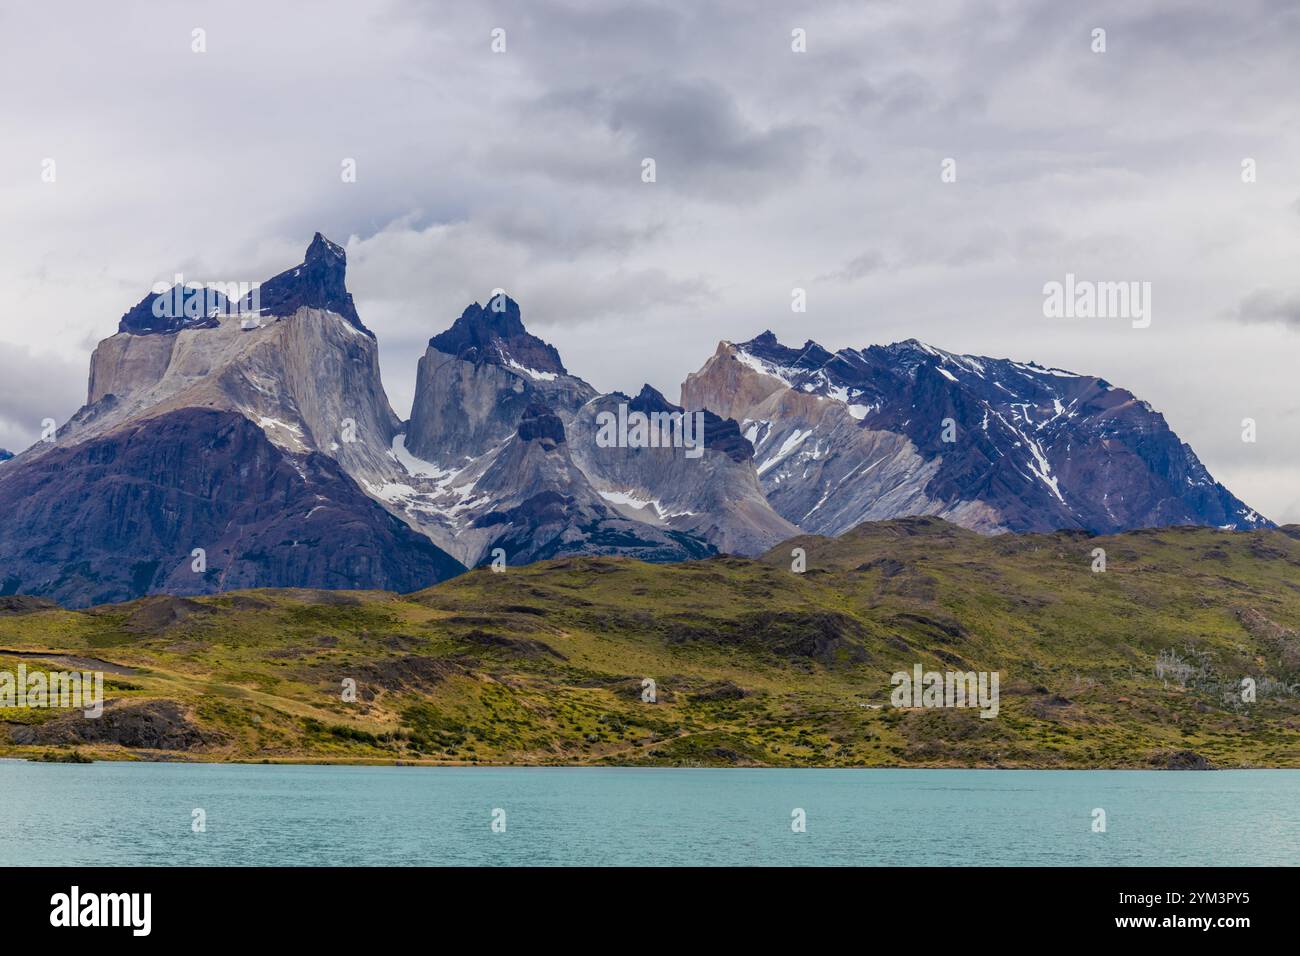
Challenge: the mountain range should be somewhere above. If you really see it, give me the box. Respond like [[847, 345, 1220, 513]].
[[0, 234, 1270, 607]]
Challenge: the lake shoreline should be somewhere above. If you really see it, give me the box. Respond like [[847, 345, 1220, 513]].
[[1, 749, 1260, 770]]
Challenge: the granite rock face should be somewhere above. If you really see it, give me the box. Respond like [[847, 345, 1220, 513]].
[[406, 294, 596, 464], [567, 385, 798, 557], [457, 401, 716, 567], [0, 235, 462, 605], [395, 297, 786, 561]]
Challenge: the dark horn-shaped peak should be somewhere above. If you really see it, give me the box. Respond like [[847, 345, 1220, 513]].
[[428, 294, 567, 375], [248, 232, 371, 337]]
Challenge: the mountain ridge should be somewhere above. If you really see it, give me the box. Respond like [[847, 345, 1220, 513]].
[[682, 330, 1267, 537], [0, 232, 1271, 607]]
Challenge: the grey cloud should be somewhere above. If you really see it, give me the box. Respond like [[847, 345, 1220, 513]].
[[0, 345, 86, 453], [521, 266, 713, 328], [1233, 290, 1300, 328], [841, 73, 941, 120], [818, 250, 889, 283], [478, 202, 669, 260], [536, 76, 814, 199]]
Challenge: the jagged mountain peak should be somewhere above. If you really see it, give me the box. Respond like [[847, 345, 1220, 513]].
[[115, 233, 368, 338], [868, 338, 1092, 382], [736, 331, 834, 371], [629, 383, 677, 413], [407, 293, 594, 465], [305, 231, 346, 262], [247, 232, 370, 337], [730, 332, 1110, 405], [736, 333, 1090, 386], [428, 293, 567, 376]]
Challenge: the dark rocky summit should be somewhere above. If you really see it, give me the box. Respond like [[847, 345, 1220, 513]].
[[428, 293, 566, 375], [118, 284, 225, 335], [243, 232, 370, 336]]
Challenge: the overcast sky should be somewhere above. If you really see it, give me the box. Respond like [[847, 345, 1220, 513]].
[[2, 0, 1298, 520]]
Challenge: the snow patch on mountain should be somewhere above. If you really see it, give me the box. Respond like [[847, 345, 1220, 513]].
[[388, 434, 451, 479], [505, 357, 559, 381], [757, 428, 814, 476], [732, 348, 799, 387]]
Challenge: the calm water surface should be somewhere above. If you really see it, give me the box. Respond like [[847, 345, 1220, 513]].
[[2, 761, 1296, 866]]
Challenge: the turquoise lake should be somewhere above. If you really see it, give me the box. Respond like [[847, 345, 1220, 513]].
[[2, 761, 1297, 866]]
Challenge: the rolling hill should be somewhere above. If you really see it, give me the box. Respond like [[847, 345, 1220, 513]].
[[2, 517, 1298, 768]]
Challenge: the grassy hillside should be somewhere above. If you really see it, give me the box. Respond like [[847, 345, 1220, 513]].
[[3, 517, 1299, 767]]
